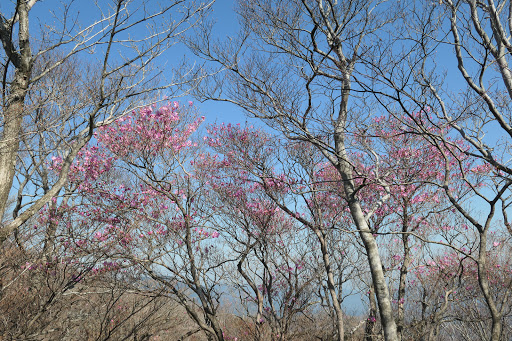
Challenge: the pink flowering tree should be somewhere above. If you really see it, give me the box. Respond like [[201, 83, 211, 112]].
[[47, 101, 228, 341], [350, 114, 462, 339], [389, 109, 512, 339], [0, 0, 211, 248], [347, 109, 512, 339], [0, 149, 172, 339], [406, 242, 512, 340], [204, 155, 322, 341], [204, 123, 377, 341], [30, 101, 512, 340], [202, 114, 495, 340]]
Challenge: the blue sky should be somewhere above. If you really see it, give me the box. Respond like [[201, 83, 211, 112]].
[[7, 0, 511, 318], [19, 0, 504, 135], [181, 0, 248, 125], [17, 0, 248, 125]]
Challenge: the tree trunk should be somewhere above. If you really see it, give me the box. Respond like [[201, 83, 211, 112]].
[[477, 231, 503, 341], [364, 285, 378, 341], [314, 228, 345, 341], [336, 154, 398, 341], [0, 0, 32, 222], [396, 224, 413, 341]]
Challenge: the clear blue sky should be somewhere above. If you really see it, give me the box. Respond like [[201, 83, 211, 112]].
[[183, 0, 249, 125], [20, 0, 248, 125]]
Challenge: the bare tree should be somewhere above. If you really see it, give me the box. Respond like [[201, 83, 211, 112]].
[[206, 125, 370, 341], [348, 1, 512, 339], [0, 0, 212, 244], [186, 1, 404, 339]]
